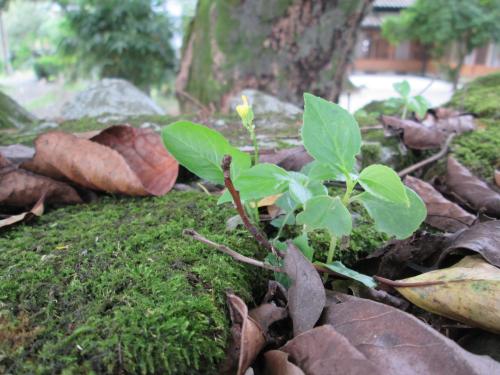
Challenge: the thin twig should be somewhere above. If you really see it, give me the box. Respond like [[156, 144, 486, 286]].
[[398, 133, 456, 178], [360, 125, 384, 132], [221, 155, 282, 258], [183, 229, 281, 272]]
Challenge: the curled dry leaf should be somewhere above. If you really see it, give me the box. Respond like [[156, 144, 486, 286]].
[[279, 325, 381, 375], [22, 126, 178, 196], [405, 175, 476, 232], [259, 146, 313, 171], [0, 153, 82, 208], [495, 170, 500, 188], [395, 255, 500, 334], [439, 220, 500, 268], [284, 242, 326, 336], [322, 294, 500, 375], [0, 194, 44, 229], [381, 114, 474, 150], [263, 350, 305, 375], [447, 157, 500, 217], [222, 293, 287, 375]]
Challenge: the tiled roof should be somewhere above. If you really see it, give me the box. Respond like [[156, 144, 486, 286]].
[[374, 0, 416, 9]]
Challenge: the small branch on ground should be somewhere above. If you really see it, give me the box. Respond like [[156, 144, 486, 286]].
[[221, 155, 282, 258], [398, 133, 456, 178], [183, 229, 281, 272], [176, 90, 211, 113], [374, 275, 446, 288], [360, 125, 384, 132]]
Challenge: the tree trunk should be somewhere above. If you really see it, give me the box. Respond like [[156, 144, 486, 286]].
[[176, 0, 373, 111]]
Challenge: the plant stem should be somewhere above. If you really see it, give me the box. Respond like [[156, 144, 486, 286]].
[[342, 174, 355, 206], [326, 235, 337, 264], [250, 128, 259, 166], [401, 103, 408, 120]]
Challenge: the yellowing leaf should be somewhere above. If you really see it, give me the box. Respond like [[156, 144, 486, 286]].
[[256, 194, 282, 208], [395, 256, 500, 333]]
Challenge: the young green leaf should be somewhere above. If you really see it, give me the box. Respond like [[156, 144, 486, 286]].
[[408, 95, 430, 118], [303, 161, 345, 181], [296, 196, 352, 237], [162, 121, 250, 184], [357, 187, 426, 239], [317, 261, 377, 288], [288, 172, 328, 205], [234, 163, 290, 201], [302, 93, 361, 172], [293, 233, 315, 261], [393, 80, 410, 98], [358, 164, 409, 205]]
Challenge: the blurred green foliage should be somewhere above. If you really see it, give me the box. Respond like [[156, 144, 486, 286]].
[[56, 0, 176, 90]]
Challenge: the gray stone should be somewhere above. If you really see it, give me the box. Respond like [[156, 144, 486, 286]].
[[61, 79, 165, 122], [0, 91, 37, 129], [229, 89, 302, 118]]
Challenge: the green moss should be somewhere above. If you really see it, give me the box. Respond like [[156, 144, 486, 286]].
[[448, 72, 500, 119], [0, 192, 265, 374], [451, 119, 500, 181], [361, 142, 382, 169]]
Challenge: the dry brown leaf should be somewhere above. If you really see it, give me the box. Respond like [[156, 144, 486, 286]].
[[22, 127, 178, 196], [382, 114, 474, 150], [0, 153, 82, 207], [495, 170, 500, 188], [91, 125, 178, 195], [284, 242, 325, 336], [280, 325, 381, 375], [222, 294, 287, 375], [396, 256, 500, 334], [260, 146, 312, 171], [439, 220, 500, 268], [405, 175, 476, 232], [263, 350, 305, 375], [447, 157, 500, 217], [322, 295, 500, 375], [0, 194, 44, 229]]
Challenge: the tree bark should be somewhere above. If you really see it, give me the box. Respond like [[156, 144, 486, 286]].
[[176, 0, 373, 111]]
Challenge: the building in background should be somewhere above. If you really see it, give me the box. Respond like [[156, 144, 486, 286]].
[[353, 0, 500, 77]]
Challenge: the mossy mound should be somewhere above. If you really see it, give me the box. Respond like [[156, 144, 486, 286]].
[[448, 72, 500, 119], [0, 192, 265, 374], [0, 91, 37, 130], [451, 118, 500, 182]]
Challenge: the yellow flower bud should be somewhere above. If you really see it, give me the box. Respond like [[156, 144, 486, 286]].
[[236, 95, 250, 121]]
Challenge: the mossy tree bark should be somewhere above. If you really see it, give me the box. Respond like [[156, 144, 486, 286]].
[[176, 0, 373, 111]]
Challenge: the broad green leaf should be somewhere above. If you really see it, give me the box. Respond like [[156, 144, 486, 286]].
[[288, 172, 328, 205], [217, 189, 232, 205], [302, 93, 361, 172], [293, 233, 315, 261], [234, 163, 290, 201], [304, 161, 345, 181], [271, 213, 295, 228], [296, 196, 352, 237], [357, 187, 426, 239], [358, 164, 409, 205], [393, 80, 410, 98], [318, 261, 377, 288], [408, 95, 430, 118], [276, 192, 298, 213], [162, 121, 251, 184]]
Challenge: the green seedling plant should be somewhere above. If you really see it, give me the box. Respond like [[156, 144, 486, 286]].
[[162, 93, 427, 287], [388, 80, 431, 120]]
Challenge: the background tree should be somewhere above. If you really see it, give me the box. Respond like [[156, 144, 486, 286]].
[[382, 0, 500, 89], [58, 0, 176, 92], [177, 0, 373, 111]]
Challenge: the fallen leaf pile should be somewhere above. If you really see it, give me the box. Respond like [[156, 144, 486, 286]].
[[0, 125, 179, 228]]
